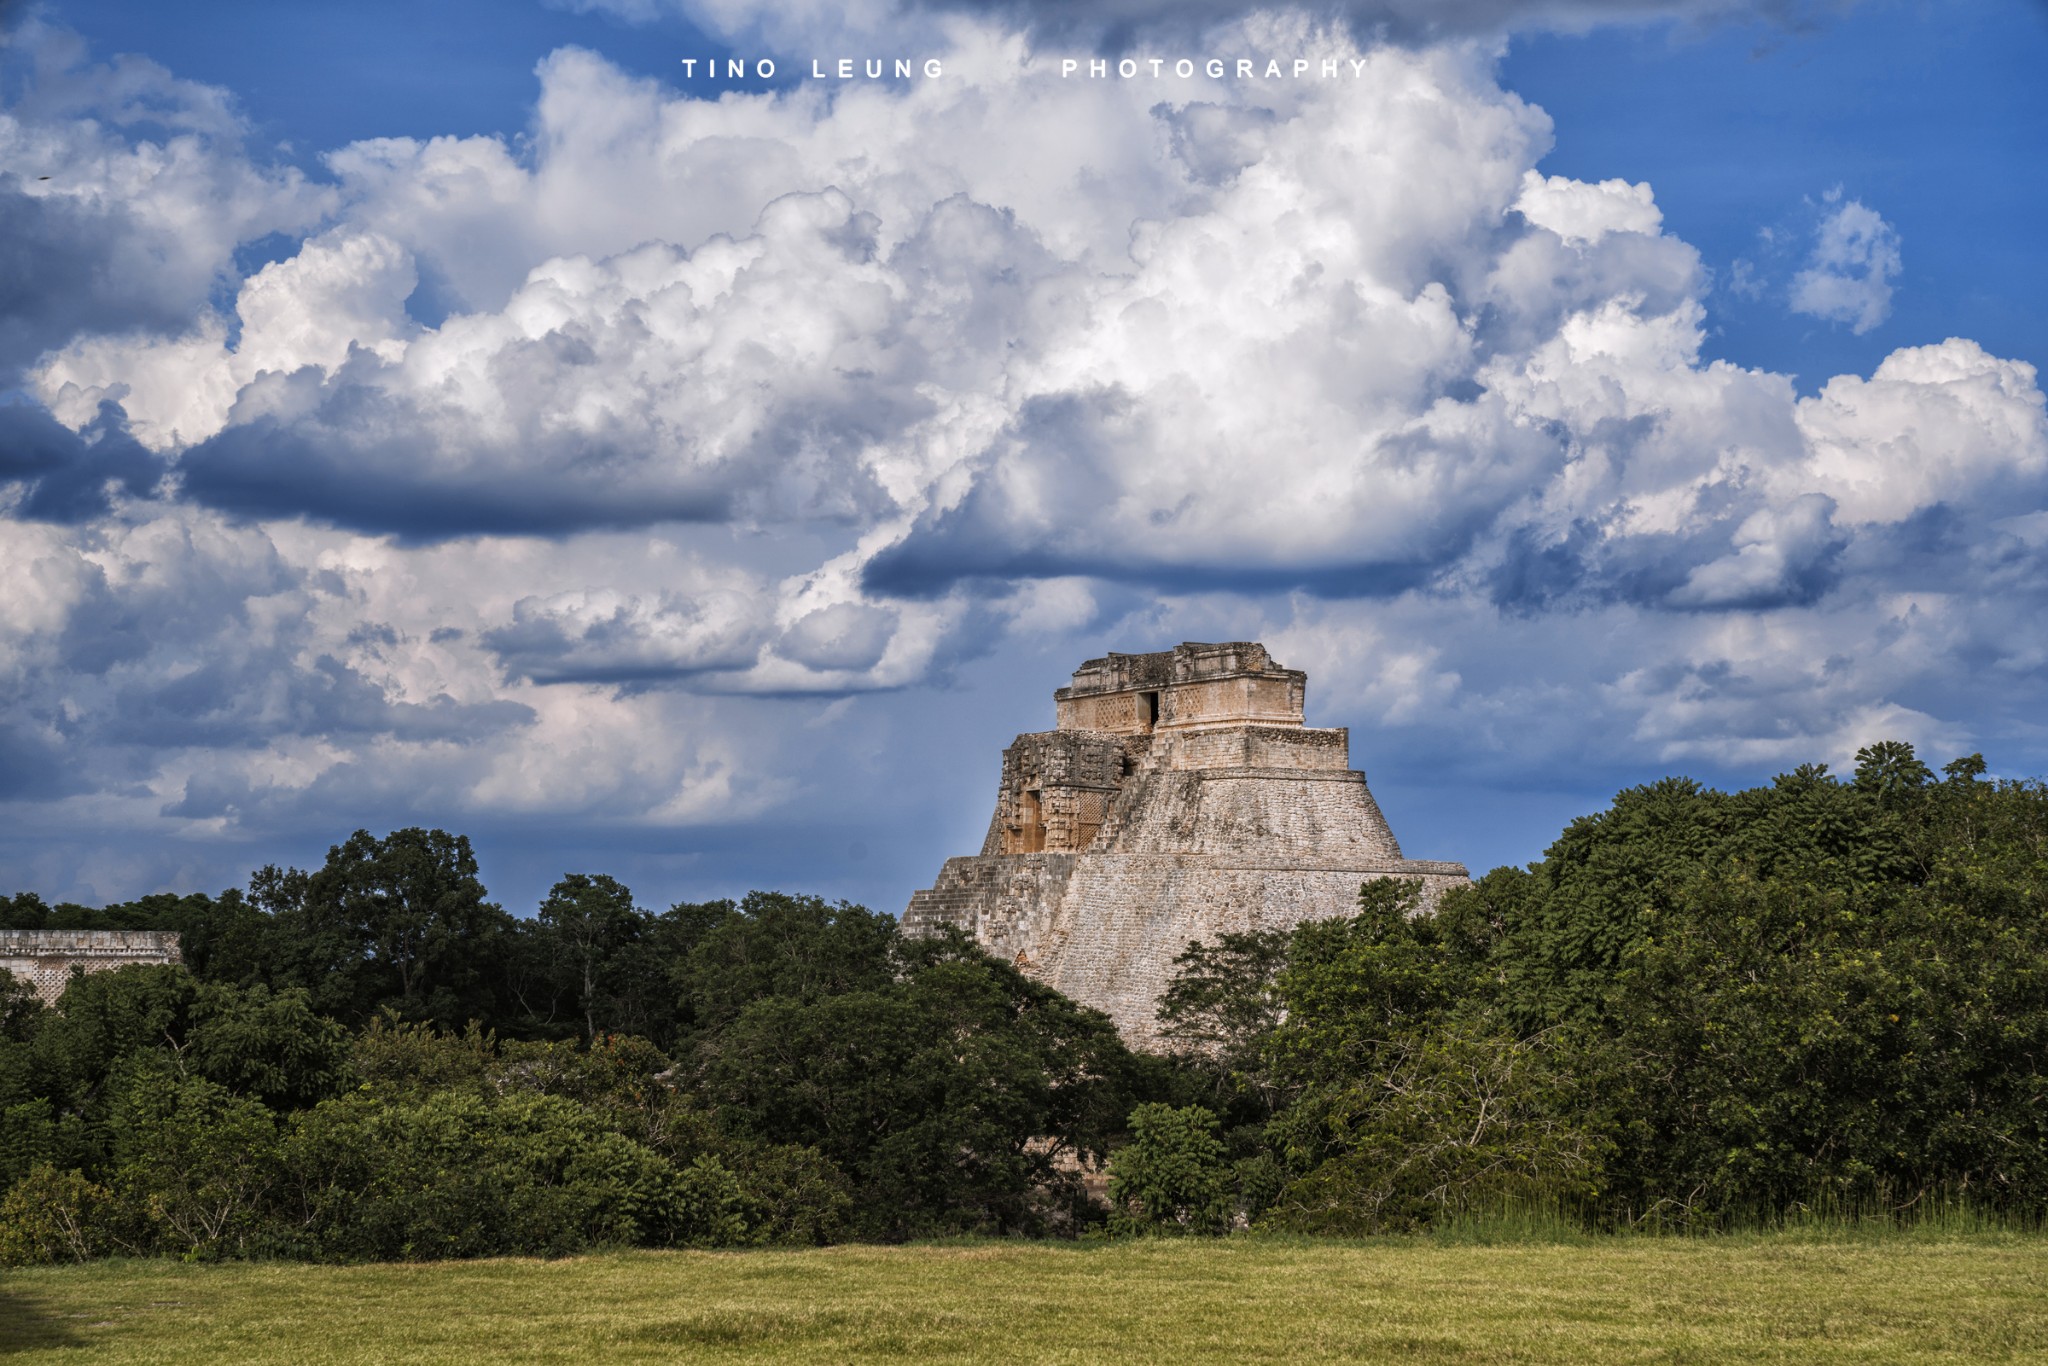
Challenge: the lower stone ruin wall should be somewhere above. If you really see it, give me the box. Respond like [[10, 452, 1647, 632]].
[[905, 852, 1464, 1049], [1034, 857, 1467, 1050], [904, 853, 1079, 963], [0, 930, 184, 1007]]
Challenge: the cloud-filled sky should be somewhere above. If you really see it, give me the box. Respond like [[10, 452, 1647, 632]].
[[2, 0, 2044, 915]]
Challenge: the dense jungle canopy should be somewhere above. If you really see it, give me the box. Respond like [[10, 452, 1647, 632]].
[[3, 741, 2044, 1262]]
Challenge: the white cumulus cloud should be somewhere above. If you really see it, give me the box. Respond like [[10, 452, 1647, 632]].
[[1789, 190, 1902, 334]]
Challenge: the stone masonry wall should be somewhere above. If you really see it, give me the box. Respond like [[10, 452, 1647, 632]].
[[1152, 725, 1351, 772], [0, 930, 183, 1007], [984, 731, 1129, 854]]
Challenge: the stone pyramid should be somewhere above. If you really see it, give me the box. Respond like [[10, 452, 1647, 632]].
[[903, 642, 1468, 1046]]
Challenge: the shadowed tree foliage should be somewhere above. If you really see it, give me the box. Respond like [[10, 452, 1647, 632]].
[[4, 742, 2046, 1258], [1156, 926, 1291, 1116], [1249, 879, 1608, 1233], [674, 892, 896, 1039], [509, 874, 665, 1042], [263, 828, 515, 1027], [1, 881, 1155, 1259], [696, 914, 1140, 1239], [0, 966, 347, 1195], [0, 970, 38, 1044], [1368, 742, 2048, 1225]]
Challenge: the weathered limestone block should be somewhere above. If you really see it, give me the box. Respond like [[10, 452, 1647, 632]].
[[0, 930, 183, 1006], [905, 642, 1469, 1048]]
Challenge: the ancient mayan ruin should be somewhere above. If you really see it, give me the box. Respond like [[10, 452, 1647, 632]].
[[0, 930, 183, 1007], [904, 642, 1468, 1046]]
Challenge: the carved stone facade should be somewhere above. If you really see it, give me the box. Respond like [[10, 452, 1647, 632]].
[[904, 642, 1468, 1047], [0, 930, 183, 1006]]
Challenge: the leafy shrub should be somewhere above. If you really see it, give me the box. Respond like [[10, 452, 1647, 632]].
[[109, 1061, 282, 1259], [1107, 1104, 1232, 1235], [720, 1142, 853, 1246], [0, 1163, 125, 1265], [1262, 1025, 1608, 1235], [277, 1088, 689, 1260]]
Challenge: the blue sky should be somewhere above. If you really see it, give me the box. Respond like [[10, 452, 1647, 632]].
[[1505, 5, 2048, 386], [2, 0, 2044, 916]]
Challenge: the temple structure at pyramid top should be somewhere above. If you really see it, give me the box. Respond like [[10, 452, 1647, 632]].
[[903, 642, 1468, 1046]]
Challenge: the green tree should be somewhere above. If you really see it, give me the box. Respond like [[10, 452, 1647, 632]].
[[1263, 1023, 1609, 1234], [1156, 927, 1291, 1115], [280, 829, 513, 1026], [158, 890, 283, 986], [277, 1087, 691, 1259], [0, 968, 41, 1043], [1594, 872, 2048, 1222], [1106, 1103, 1232, 1235], [0, 893, 52, 930], [529, 874, 658, 1042], [1246, 879, 1608, 1233], [1428, 741, 2048, 1224], [0, 965, 351, 1198], [1266, 878, 1460, 1078], [699, 921, 1136, 1238], [1854, 739, 1935, 808], [185, 983, 350, 1112], [676, 892, 895, 1040], [108, 1060, 281, 1259]]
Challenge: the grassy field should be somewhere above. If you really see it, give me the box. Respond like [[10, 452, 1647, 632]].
[[4, 1233, 2046, 1364]]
